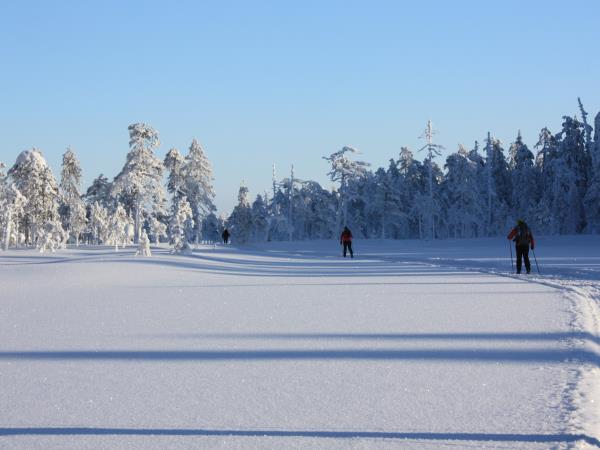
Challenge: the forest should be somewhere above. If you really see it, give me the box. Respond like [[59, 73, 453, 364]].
[[1, 99, 599, 251]]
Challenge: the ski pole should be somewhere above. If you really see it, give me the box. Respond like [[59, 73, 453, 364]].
[[532, 249, 541, 275], [509, 241, 514, 274]]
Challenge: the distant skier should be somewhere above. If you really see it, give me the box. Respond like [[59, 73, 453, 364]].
[[340, 226, 354, 258], [507, 219, 535, 274], [222, 228, 230, 245]]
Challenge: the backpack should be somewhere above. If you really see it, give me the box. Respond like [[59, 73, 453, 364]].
[[515, 223, 530, 246]]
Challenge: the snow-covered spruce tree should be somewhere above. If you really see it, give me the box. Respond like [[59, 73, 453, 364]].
[[409, 160, 443, 240], [270, 176, 332, 241], [82, 174, 115, 210], [267, 179, 292, 241], [106, 203, 129, 251], [306, 181, 337, 240], [467, 141, 488, 236], [164, 147, 186, 200], [397, 147, 427, 239], [59, 147, 87, 245], [441, 145, 486, 238], [323, 146, 370, 233], [509, 131, 538, 225], [287, 166, 295, 240], [200, 213, 221, 243], [418, 121, 445, 239], [83, 174, 113, 209], [551, 116, 589, 234], [273, 170, 299, 240], [8, 148, 62, 245], [227, 183, 253, 244], [343, 174, 371, 238], [0, 162, 27, 250], [482, 134, 511, 235], [88, 201, 109, 244], [38, 220, 68, 253], [533, 127, 559, 234], [251, 194, 269, 242], [584, 112, 600, 232], [112, 123, 166, 243], [1, 162, 12, 247], [371, 164, 398, 239], [148, 215, 167, 245], [137, 230, 151, 257], [183, 139, 216, 243], [578, 98, 594, 179], [169, 196, 194, 254]]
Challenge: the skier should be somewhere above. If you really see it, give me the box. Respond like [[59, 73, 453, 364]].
[[507, 219, 535, 274], [221, 228, 230, 245], [340, 226, 354, 258]]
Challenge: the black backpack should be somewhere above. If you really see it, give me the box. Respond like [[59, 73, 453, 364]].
[[515, 223, 530, 246]]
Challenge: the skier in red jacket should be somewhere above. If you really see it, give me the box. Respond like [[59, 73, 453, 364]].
[[507, 219, 535, 274], [340, 226, 353, 258]]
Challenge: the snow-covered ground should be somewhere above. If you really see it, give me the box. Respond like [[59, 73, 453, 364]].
[[0, 236, 599, 449]]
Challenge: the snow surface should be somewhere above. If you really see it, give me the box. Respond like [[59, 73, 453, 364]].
[[0, 237, 599, 449]]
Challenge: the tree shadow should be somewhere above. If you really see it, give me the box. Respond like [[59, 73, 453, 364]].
[[0, 427, 598, 446], [0, 348, 597, 366], [140, 331, 600, 346]]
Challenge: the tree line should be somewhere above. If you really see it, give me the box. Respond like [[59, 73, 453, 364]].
[[1, 99, 599, 251], [228, 99, 600, 242]]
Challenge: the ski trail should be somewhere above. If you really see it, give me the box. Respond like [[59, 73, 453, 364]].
[[391, 253, 600, 448]]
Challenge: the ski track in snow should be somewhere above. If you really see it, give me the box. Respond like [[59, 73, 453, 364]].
[[0, 236, 599, 449]]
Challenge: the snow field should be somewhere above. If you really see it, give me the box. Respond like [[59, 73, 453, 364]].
[[0, 237, 599, 449]]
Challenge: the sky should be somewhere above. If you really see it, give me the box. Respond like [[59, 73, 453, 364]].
[[1, 0, 599, 213]]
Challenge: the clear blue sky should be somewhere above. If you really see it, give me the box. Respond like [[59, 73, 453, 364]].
[[1, 0, 598, 213]]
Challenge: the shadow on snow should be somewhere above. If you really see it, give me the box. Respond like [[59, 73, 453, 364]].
[[0, 427, 598, 446], [0, 348, 598, 366]]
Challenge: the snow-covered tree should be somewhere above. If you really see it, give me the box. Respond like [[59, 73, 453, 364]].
[[251, 194, 269, 241], [533, 127, 559, 233], [8, 148, 61, 245], [112, 123, 166, 243], [137, 230, 151, 257], [0, 163, 27, 250], [88, 201, 109, 244], [441, 145, 485, 237], [584, 112, 600, 232], [59, 147, 87, 245], [551, 116, 589, 234], [301, 181, 336, 240], [483, 134, 511, 235], [396, 147, 427, 239], [83, 174, 113, 208], [106, 203, 130, 250], [164, 147, 186, 199], [148, 216, 167, 245], [183, 139, 216, 243], [368, 165, 395, 239], [37, 219, 67, 253], [200, 213, 221, 243], [227, 183, 253, 244], [169, 196, 194, 254], [418, 121, 445, 239], [323, 146, 370, 232], [509, 131, 538, 224]]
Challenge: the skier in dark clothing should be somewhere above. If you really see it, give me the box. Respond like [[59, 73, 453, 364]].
[[221, 228, 230, 244], [340, 226, 353, 258], [507, 219, 535, 274]]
